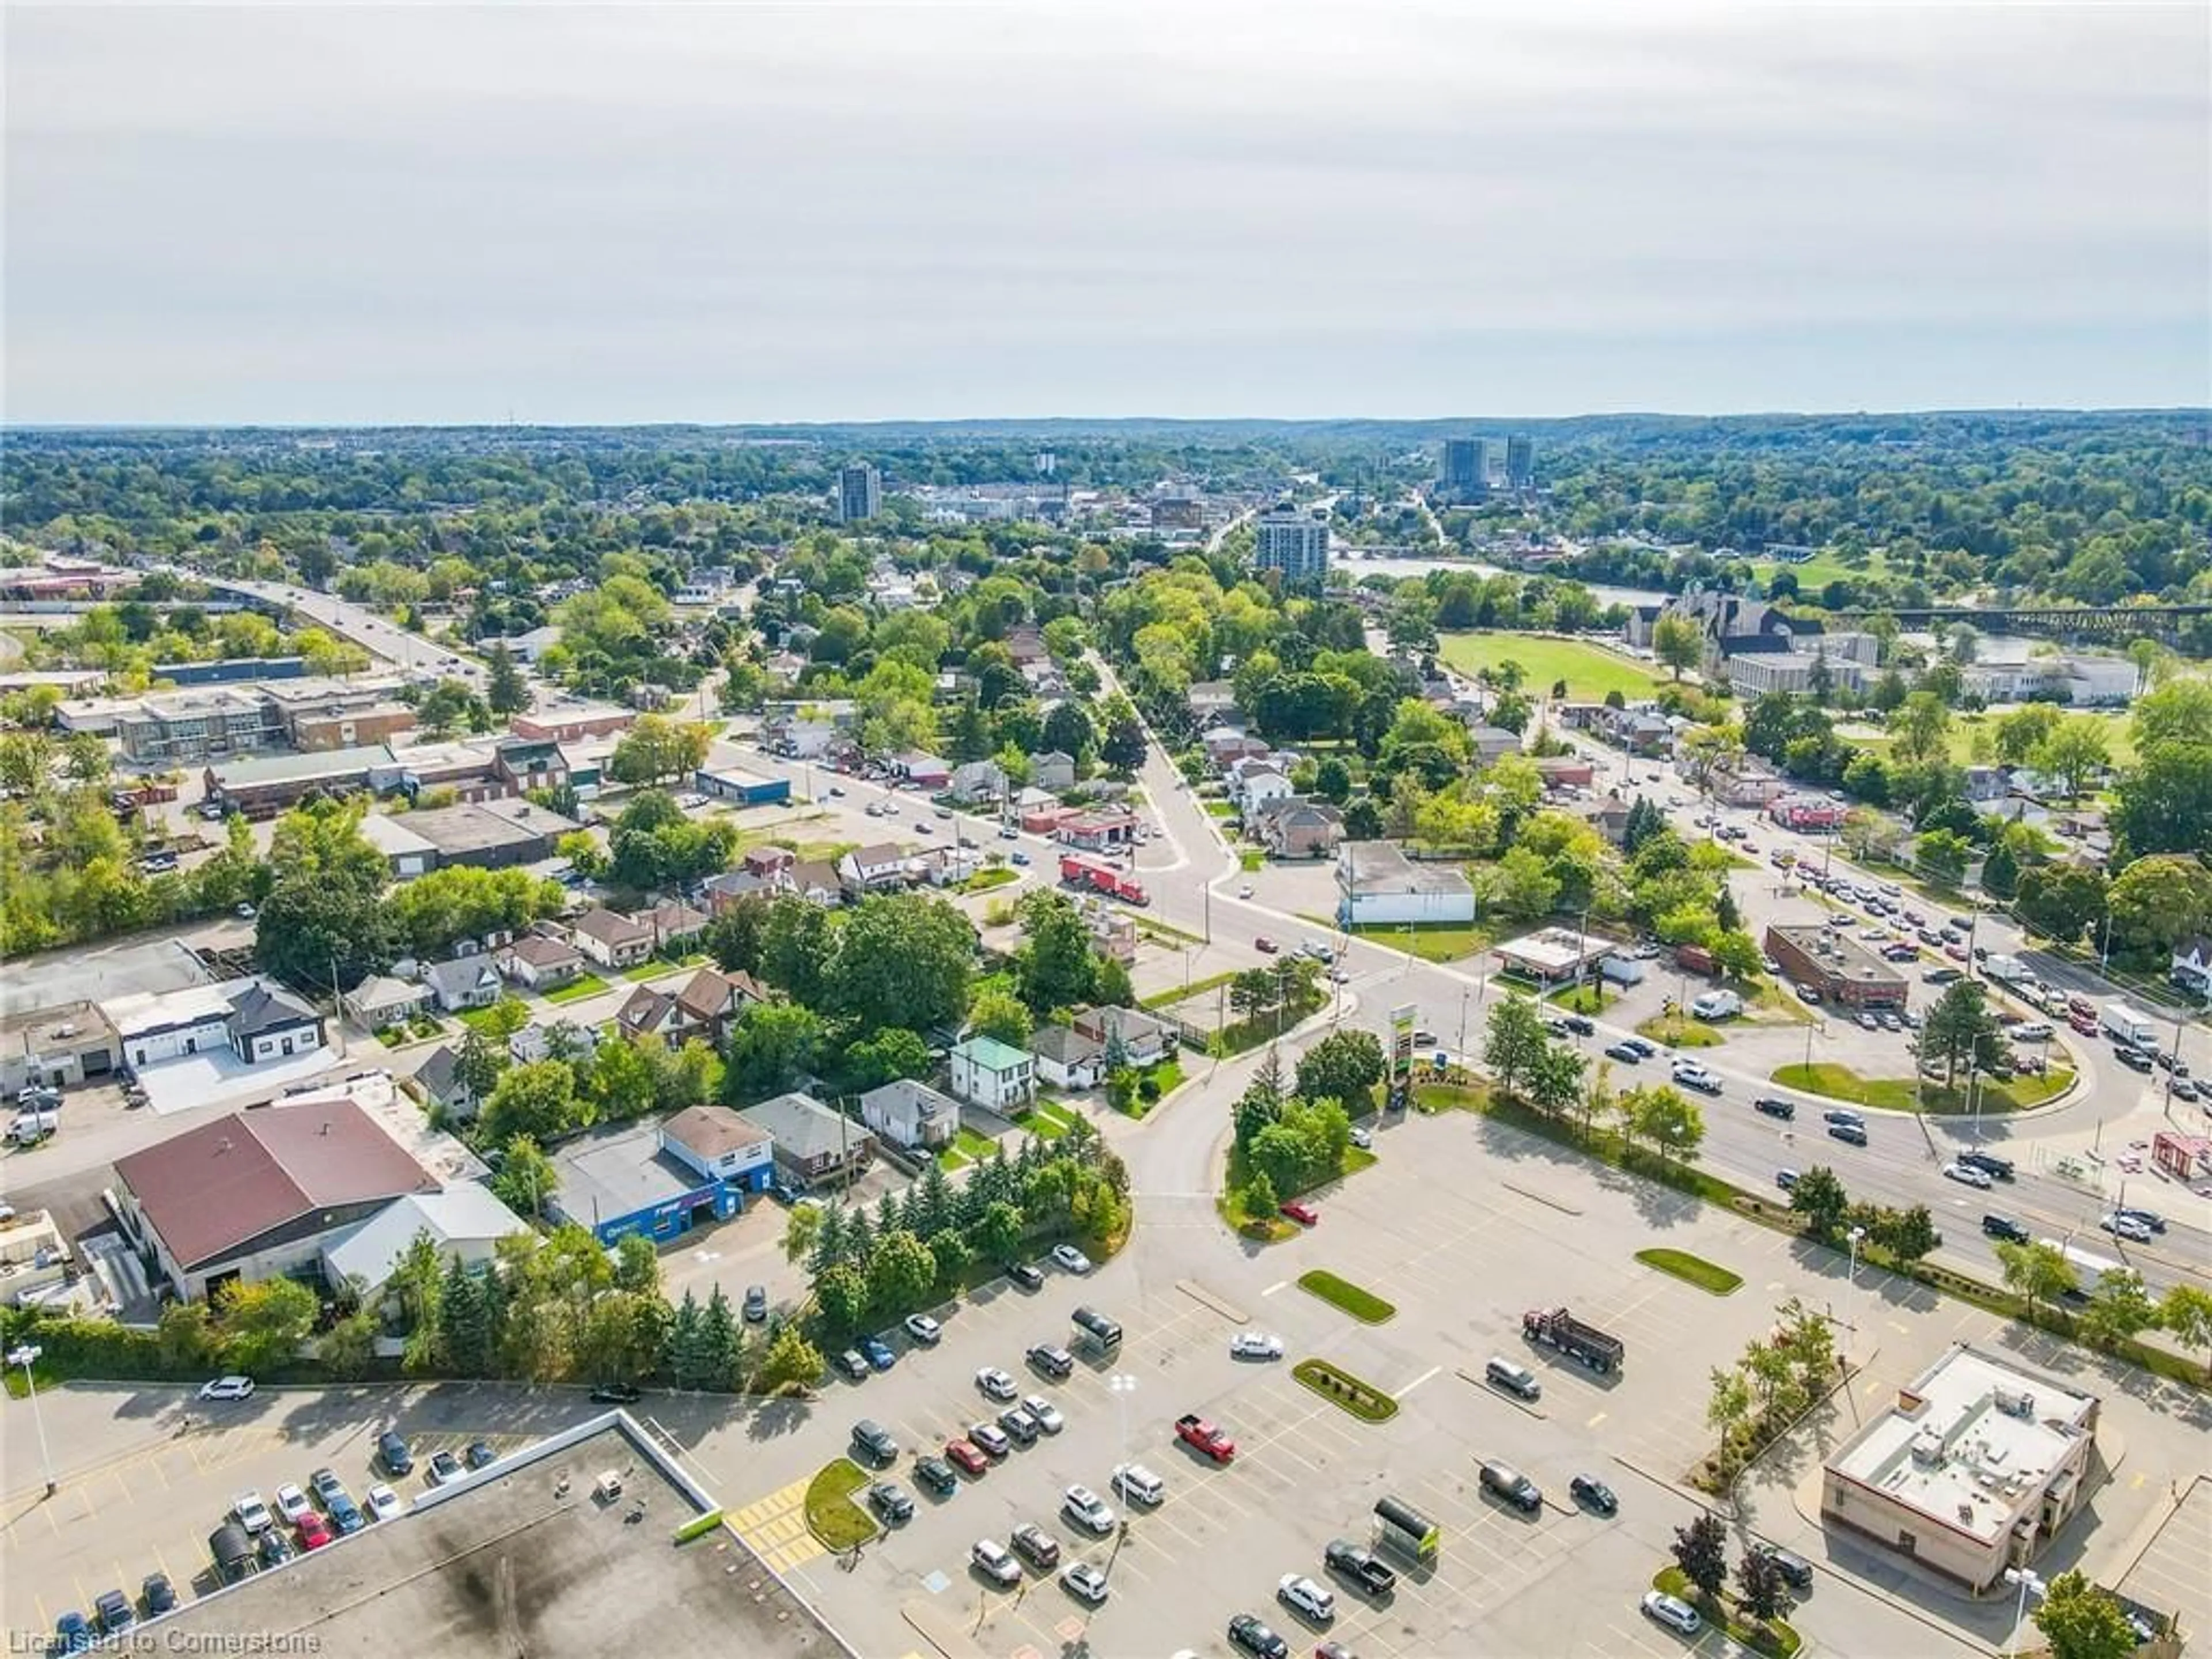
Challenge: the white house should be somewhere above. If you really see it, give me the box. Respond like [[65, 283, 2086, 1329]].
[[1336, 841, 1476, 927], [659, 1105, 777, 1194], [2173, 937, 2212, 999], [1234, 767, 1296, 817], [1031, 1025, 1105, 1090], [422, 956, 503, 1014], [343, 975, 431, 1032], [948, 1035, 1036, 1113], [494, 933, 585, 990], [948, 759, 1009, 805], [838, 843, 916, 896], [1028, 750, 1077, 790], [1070, 1005, 1174, 1066], [857, 1078, 960, 1150], [570, 907, 654, 970], [509, 1018, 600, 1065]]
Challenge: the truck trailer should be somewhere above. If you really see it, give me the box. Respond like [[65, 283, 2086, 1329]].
[[2040, 1238, 2126, 1298], [2100, 1002, 2158, 1048], [1058, 853, 1149, 906], [1521, 1306, 1626, 1374]]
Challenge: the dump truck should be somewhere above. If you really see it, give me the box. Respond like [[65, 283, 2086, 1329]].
[[1521, 1306, 1626, 1375], [1175, 1414, 1236, 1463]]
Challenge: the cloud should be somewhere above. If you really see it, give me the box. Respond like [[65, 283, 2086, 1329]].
[[6, 1, 2205, 421]]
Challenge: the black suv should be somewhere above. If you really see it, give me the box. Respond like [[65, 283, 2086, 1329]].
[[1752, 1097, 1796, 1121], [850, 1419, 898, 1465], [376, 1429, 413, 1477], [1562, 1014, 1595, 1037], [914, 1456, 958, 1497], [1748, 1541, 1815, 1589], [1027, 1343, 1075, 1380], [1323, 1539, 1396, 1597], [1959, 1150, 2013, 1181], [1981, 1214, 2032, 1245]]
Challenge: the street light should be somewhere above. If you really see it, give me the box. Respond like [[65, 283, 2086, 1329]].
[[1846, 1226, 1867, 1358], [1107, 1372, 1137, 1476], [6, 1343, 57, 1497], [2003, 1567, 2046, 1658]]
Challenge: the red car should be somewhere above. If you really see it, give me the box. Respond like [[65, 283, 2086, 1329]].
[[1944, 941, 1968, 961], [945, 1438, 989, 1477], [1255, 937, 1279, 954], [1279, 1200, 1319, 1226], [297, 1512, 334, 1551]]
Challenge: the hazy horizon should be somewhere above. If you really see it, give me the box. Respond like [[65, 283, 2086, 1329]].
[[7, 2, 2207, 426]]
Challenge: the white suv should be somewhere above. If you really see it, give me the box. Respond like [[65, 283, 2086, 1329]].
[[1277, 1573, 1336, 1623]]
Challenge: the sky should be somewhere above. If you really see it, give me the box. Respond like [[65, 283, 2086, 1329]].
[[5, 1, 2207, 425]]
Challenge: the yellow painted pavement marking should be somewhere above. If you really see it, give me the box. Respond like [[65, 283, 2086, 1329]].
[[726, 1476, 827, 1573]]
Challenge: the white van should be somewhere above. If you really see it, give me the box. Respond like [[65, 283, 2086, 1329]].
[[1689, 990, 1742, 1021], [7, 1109, 59, 1146], [1111, 1463, 1165, 1506]]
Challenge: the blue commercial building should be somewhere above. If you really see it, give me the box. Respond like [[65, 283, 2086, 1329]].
[[692, 766, 791, 808], [547, 1122, 743, 1248]]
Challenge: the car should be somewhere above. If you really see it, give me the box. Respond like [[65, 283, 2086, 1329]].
[[946, 1439, 990, 1477], [1670, 1060, 1721, 1095], [1642, 1590, 1703, 1635], [1238, 882, 1255, 898], [904, 1312, 942, 1346], [1562, 1014, 1596, 1036], [1280, 1199, 1320, 1226], [1348, 1124, 1372, 1148], [1010, 1522, 1060, 1569], [743, 1285, 768, 1323], [93, 1589, 135, 1634], [234, 1490, 274, 1533], [296, 1509, 334, 1550], [1006, 1261, 1045, 1291], [329, 1494, 366, 1533], [1112, 1463, 1165, 1506], [1010, 850, 1031, 865], [933, 805, 954, 820], [1027, 1343, 1075, 1379], [236, 902, 257, 920], [377, 1429, 414, 1476], [426, 1449, 464, 1486], [1061, 1560, 1109, 1604], [1604, 1041, 1645, 1063], [851, 1419, 899, 1464], [1063, 1484, 1116, 1535], [1828, 1120, 1869, 1146], [309, 1467, 349, 1507], [1323, 1537, 1396, 1596], [1255, 937, 1279, 953], [1928, 964, 1965, 982], [998, 1405, 1040, 1443], [972, 1538, 1021, 1587], [2116, 1045, 2156, 1073], [2103, 1213, 2154, 1243], [827, 785, 845, 797], [1570, 1474, 1618, 1514], [199, 1374, 255, 1401], [914, 1456, 959, 1497], [270, 1482, 312, 1527], [2173, 1077, 2202, 1102], [1823, 1108, 1864, 1127], [976, 1365, 1018, 1400], [588, 1382, 643, 1403], [1856, 1010, 1881, 1031], [864, 801, 885, 817], [465, 1440, 498, 1471], [1278, 1573, 1336, 1624], [868, 1482, 914, 1523], [1747, 1540, 1816, 1588], [969, 1422, 1014, 1459], [366, 1483, 405, 1521], [860, 1336, 897, 1372], [1982, 1213, 2032, 1244], [2117, 1207, 2167, 1234], [1775, 1168, 1800, 1191], [1943, 1161, 1993, 1190], [834, 1349, 870, 1381], [1796, 983, 1823, 1004], [1753, 1096, 1796, 1121], [55, 1612, 92, 1653], [141, 1573, 177, 1618], [1959, 1150, 2014, 1180], [1052, 1244, 1093, 1274], [1229, 1613, 1291, 1658], [1022, 1394, 1065, 1434], [1232, 1331, 1286, 1361]]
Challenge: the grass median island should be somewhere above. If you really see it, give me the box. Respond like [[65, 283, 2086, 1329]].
[[1652, 1566, 1803, 1659], [1638, 1013, 1722, 1048], [1293, 1358, 1399, 1423], [1298, 1270, 1396, 1324], [804, 1459, 878, 1551], [1771, 1062, 2073, 1115], [1636, 1248, 1743, 1296]]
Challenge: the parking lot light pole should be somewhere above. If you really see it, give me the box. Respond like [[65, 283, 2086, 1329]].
[[1107, 1372, 1136, 1486], [6, 1343, 57, 1497], [1845, 1227, 1866, 1360], [2003, 1567, 2045, 1658]]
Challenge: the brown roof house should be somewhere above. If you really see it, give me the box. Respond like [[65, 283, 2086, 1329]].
[[616, 967, 764, 1048], [113, 1100, 438, 1301], [1249, 797, 1344, 861], [646, 900, 711, 953], [494, 931, 585, 991], [570, 906, 655, 971]]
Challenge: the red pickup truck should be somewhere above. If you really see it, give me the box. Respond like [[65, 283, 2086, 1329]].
[[1175, 1414, 1235, 1463]]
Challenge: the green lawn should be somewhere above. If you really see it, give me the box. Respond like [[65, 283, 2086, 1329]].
[[1017, 1100, 1077, 1141], [1843, 708, 2137, 771], [1544, 982, 1616, 1013], [1635, 1247, 1743, 1296], [623, 953, 707, 983], [544, 973, 611, 1005], [1637, 1013, 1722, 1048], [1298, 1270, 1396, 1324], [1147, 1059, 1185, 1096], [1204, 800, 1237, 819], [936, 1126, 998, 1171], [802, 1459, 878, 1550], [1143, 970, 1237, 1010], [455, 1002, 507, 1030], [1437, 632, 1662, 702], [1771, 1060, 2071, 1114], [960, 867, 1019, 894], [1346, 919, 1495, 964]]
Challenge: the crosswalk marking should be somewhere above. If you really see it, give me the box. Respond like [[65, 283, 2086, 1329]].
[[727, 1476, 828, 1573]]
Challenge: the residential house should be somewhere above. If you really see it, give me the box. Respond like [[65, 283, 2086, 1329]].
[[1202, 726, 1269, 768], [838, 843, 916, 897], [411, 1045, 478, 1119], [422, 956, 502, 1014], [342, 975, 430, 1032], [702, 869, 776, 913], [570, 907, 655, 971], [1186, 681, 1238, 724], [226, 981, 327, 1065], [1028, 749, 1077, 790], [1031, 1025, 1105, 1090], [645, 900, 711, 954], [787, 859, 844, 906], [617, 966, 763, 1048], [738, 1091, 874, 1188], [948, 1035, 1037, 1112], [659, 1104, 776, 1193], [743, 846, 796, 880], [891, 751, 951, 789], [857, 1078, 959, 1150], [1250, 797, 1344, 861], [2172, 938, 2212, 999], [509, 1017, 600, 1065], [1578, 794, 1634, 845], [1083, 906, 1138, 963], [1233, 766, 1295, 817], [948, 759, 1009, 805], [1070, 1005, 1174, 1066], [1467, 724, 1521, 766], [494, 933, 585, 991]]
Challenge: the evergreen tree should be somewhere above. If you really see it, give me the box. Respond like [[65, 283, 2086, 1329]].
[[485, 643, 528, 716], [843, 1209, 877, 1272], [667, 1290, 707, 1388], [701, 1286, 741, 1389], [914, 1160, 956, 1240], [875, 1188, 900, 1239], [440, 1259, 495, 1377], [806, 1205, 847, 1277], [1715, 885, 1741, 933]]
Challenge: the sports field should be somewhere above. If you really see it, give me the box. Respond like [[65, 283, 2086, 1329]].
[[1437, 632, 1663, 702]]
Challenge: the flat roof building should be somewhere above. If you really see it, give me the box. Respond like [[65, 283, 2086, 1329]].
[[1336, 842, 1475, 928], [1821, 1344, 2099, 1591], [1254, 505, 1331, 586], [546, 1121, 743, 1247], [1492, 926, 1616, 984], [1766, 922, 1908, 1008]]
